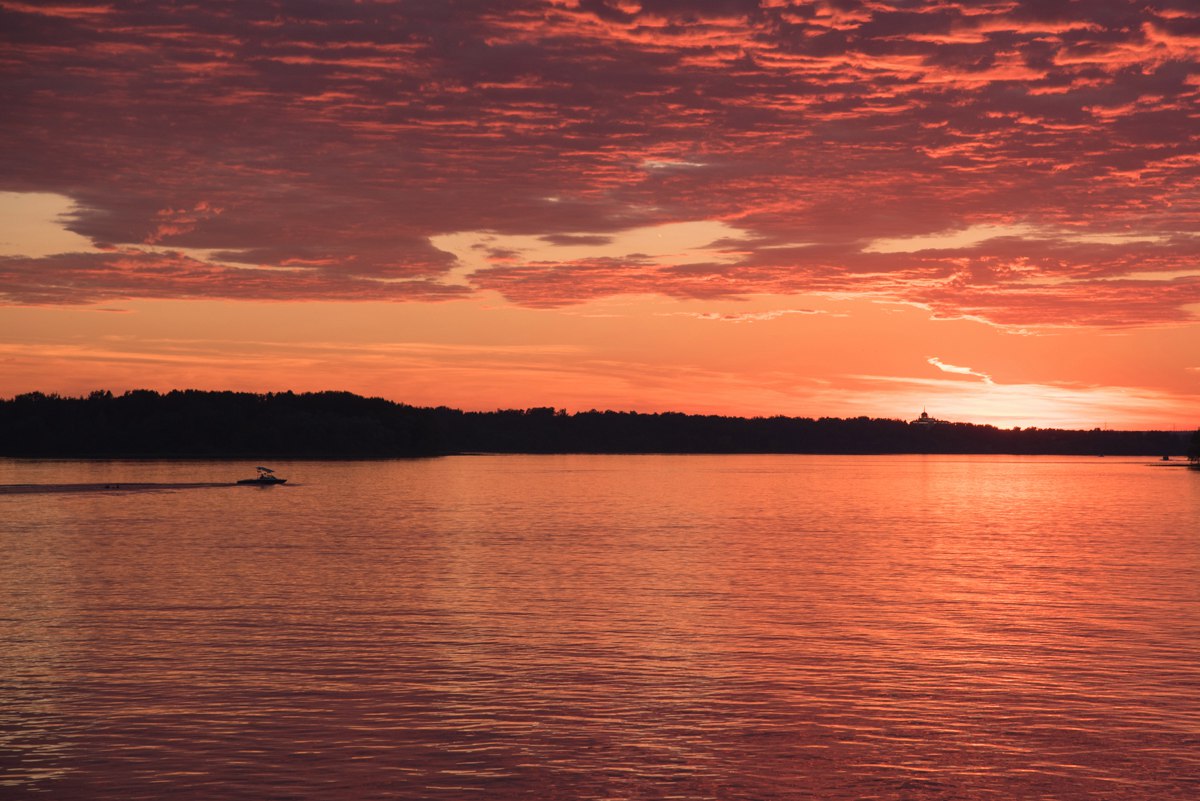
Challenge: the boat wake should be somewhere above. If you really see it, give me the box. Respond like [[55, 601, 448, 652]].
[[0, 482, 240, 494]]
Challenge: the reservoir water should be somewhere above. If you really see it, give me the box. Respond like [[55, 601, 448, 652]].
[[2, 455, 1198, 799]]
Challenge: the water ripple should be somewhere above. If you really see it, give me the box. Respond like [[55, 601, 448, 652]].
[[2, 455, 1198, 799]]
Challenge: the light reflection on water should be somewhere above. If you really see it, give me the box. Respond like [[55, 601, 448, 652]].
[[2, 455, 1199, 800]]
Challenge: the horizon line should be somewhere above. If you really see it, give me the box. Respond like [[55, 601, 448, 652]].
[[4, 388, 1196, 434]]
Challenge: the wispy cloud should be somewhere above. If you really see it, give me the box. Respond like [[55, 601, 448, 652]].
[[661, 309, 826, 323], [928, 357, 994, 385]]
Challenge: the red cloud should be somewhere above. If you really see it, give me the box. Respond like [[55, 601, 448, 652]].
[[0, 249, 469, 305], [1, 0, 1198, 327]]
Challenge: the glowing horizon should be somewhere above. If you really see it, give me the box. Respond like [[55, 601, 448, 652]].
[[2, 1, 1198, 431]]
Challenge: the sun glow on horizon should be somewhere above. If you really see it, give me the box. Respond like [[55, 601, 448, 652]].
[[2, 295, 1196, 431], [3, 2, 1200, 432]]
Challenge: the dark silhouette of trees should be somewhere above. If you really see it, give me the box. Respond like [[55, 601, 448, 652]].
[[0, 390, 1192, 458], [0, 390, 443, 457]]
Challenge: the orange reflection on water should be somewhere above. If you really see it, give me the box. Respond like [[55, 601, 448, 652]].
[[2, 455, 1198, 799]]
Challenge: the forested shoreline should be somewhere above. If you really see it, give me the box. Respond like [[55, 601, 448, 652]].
[[0, 390, 1193, 458]]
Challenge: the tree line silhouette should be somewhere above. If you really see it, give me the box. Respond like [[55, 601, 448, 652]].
[[0, 389, 1193, 458]]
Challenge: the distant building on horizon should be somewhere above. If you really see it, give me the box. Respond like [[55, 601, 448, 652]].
[[911, 408, 947, 426]]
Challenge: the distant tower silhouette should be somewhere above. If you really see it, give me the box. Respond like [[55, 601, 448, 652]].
[[912, 407, 942, 426]]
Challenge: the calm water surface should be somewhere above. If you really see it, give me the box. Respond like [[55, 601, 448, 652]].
[[2, 455, 1198, 799]]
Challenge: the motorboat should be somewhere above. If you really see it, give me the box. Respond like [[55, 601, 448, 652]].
[[237, 466, 287, 485]]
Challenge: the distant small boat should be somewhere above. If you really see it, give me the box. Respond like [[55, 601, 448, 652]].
[[237, 466, 287, 486]]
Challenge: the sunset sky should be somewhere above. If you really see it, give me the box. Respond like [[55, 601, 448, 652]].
[[2, 0, 1198, 429]]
